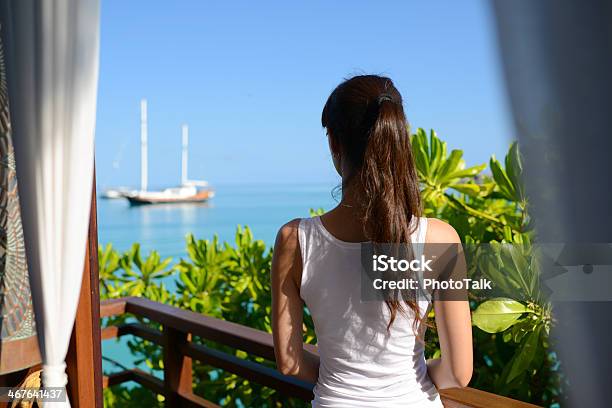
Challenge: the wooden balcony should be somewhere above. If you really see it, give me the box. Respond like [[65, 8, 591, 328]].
[[100, 297, 540, 408]]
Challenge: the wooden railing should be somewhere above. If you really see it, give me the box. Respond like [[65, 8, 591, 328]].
[[100, 297, 540, 408]]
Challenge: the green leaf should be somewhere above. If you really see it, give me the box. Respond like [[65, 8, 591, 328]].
[[490, 155, 515, 201], [438, 150, 464, 181], [179, 272, 197, 293], [447, 163, 487, 180], [472, 298, 531, 333], [507, 325, 542, 383], [451, 183, 481, 196], [411, 129, 431, 177], [429, 130, 445, 174], [506, 142, 525, 203]]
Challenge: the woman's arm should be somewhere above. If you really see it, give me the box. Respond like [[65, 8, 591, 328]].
[[271, 219, 319, 383], [425, 219, 473, 389]]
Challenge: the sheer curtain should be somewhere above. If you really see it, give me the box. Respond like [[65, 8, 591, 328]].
[[0, 0, 100, 405]]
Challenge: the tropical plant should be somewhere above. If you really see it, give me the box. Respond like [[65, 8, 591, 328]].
[[98, 243, 124, 299], [118, 243, 174, 296], [309, 208, 325, 217], [468, 239, 557, 403], [411, 128, 489, 203], [175, 234, 228, 316], [103, 384, 163, 408]]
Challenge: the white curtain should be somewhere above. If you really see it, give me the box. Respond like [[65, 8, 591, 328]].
[[1, 0, 100, 405]]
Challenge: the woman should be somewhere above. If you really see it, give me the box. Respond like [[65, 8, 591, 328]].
[[271, 75, 472, 407]]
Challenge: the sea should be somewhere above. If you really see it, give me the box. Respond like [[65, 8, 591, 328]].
[[98, 182, 338, 257], [100, 182, 338, 375]]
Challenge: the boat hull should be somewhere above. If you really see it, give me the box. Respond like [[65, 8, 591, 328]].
[[126, 190, 214, 206]]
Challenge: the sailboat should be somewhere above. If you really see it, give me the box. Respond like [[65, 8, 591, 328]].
[[125, 99, 215, 205]]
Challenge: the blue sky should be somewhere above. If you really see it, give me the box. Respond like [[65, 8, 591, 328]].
[[94, 0, 513, 188]]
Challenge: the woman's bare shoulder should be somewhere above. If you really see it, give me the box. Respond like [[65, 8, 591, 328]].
[[274, 218, 302, 250], [425, 218, 461, 244], [272, 219, 303, 285]]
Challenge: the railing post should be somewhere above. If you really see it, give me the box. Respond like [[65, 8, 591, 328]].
[[66, 174, 103, 407], [163, 327, 193, 407]]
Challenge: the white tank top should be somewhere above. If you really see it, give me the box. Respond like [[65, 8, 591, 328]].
[[298, 216, 443, 408]]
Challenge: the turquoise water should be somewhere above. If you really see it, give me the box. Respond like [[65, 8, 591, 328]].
[[99, 182, 338, 375], [98, 182, 338, 256]]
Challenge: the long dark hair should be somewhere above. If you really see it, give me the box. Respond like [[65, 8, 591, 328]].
[[321, 75, 422, 329]]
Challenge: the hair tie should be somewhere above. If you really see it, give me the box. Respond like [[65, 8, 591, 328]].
[[377, 93, 394, 105]]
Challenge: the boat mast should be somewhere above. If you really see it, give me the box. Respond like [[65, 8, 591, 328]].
[[181, 124, 188, 186], [140, 99, 148, 192]]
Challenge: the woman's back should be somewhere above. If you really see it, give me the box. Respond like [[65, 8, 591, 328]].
[[272, 75, 472, 407], [298, 216, 442, 407]]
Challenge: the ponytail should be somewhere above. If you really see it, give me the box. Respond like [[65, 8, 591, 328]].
[[361, 95, 421, 244], [322, 75, 423, 330]]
